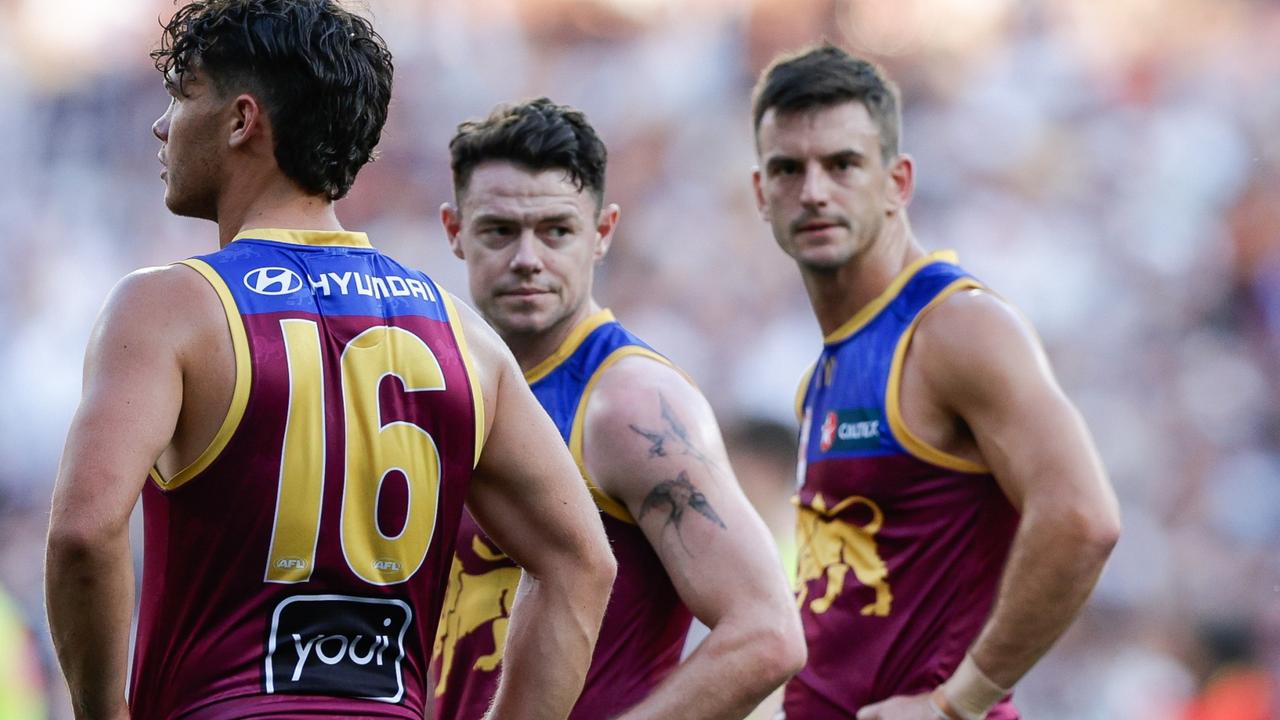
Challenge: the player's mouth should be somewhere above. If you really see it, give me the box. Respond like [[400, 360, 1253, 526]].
[[795, 219, 845, 236], [497, 287, 553, 299]]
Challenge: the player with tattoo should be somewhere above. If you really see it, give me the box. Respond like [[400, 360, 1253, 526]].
[[432, 98, 805, 720]]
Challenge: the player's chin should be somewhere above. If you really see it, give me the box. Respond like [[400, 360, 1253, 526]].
[[163, 187, 215, 222], [488, 304, 557, 337], [792, 243, 855, 271]]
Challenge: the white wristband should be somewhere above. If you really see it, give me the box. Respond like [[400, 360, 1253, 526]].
[[937, 654, 1010, 720]]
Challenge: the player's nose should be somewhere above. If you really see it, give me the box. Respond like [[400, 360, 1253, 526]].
[[152, 113, 169, 143], [509, 233, 544, 274], [799, 162, 829, 206]]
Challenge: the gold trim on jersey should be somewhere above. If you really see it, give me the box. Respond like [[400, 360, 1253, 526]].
[[442, 292, 487, 468], [794, 362, 816, 423], [884, 277, 991, 474], [823, 250, 960, 345], [570, 346, 673, 524], [149, 259, 253, 491], [522, 308, 616, 384], [233, 227, 372, 248]]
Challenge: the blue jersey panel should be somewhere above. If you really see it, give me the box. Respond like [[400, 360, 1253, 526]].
[[195, 239, 449, 321], [530, 322, 657, 443], [802, 258, 980, 464]]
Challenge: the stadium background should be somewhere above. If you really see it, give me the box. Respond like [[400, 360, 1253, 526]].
[[0, 0, 1277, 717]]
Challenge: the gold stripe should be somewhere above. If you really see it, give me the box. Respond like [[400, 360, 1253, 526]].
[[152, 259, 253, 490], [442, 292, 487, 468], [795, 362, 816, 422], [233, 227, 372, 248], [522, 308, 617, 384], [824, 250, 960, 345], [884, 278, 991, 474], [569, 346, 673, 524]]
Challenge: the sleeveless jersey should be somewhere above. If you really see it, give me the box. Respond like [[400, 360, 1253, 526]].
[[783, 251, 1020, 719], [128, 229, 484, 719], [431, 309, 693, 720]]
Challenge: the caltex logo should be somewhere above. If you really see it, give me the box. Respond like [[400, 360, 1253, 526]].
[[820, 411, 837, 452], [244, 267, 304, 296]]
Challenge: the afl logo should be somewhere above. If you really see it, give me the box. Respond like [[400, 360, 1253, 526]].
[[244, 267, 304, 296], [819, 411, 837, 452]]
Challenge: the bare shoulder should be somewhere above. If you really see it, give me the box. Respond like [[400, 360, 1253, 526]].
[[583, 354, 724, 491], [911, 288, 1055, 406], [588, 354, 712, 440], [445, 293, 512, 413], [447, 293, 510, 374], [93, 264, 220, 352]]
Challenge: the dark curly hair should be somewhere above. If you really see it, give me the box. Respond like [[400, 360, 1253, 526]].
[[752, 44, 901, 164], [152, 0, 394, 200], [449, 98, 608, 207]]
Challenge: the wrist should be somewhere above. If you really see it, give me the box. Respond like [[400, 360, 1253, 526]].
[[934, 653, 1009, 720]]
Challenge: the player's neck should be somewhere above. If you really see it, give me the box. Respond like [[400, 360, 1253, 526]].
[[802, 218, 925, 338], [215, 174, 344, 247], [504, 300, 602, 375]]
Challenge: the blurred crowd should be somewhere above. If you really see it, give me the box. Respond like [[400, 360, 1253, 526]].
[[1, 0, 1277, 717]]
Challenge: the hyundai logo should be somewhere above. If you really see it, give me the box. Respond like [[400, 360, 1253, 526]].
[[245, 267, 304, 296]]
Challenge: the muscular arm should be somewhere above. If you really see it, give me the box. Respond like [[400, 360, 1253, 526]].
[[584, 358, 805, 720], [859, 291, 1120, 720], [453, 300, 616, 720], [46, 268, 193, 719], [927, 292, 1119, 688]]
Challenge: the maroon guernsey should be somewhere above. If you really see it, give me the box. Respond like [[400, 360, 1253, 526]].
[[784, 253, 1021, 719], [431, 310, 692, 719], [128, 229, 483, 719]]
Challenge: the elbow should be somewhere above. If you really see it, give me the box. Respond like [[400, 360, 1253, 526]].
[[46, 517, 127, 570], [581, 541, 617, 606], [1075, 499, 1121, 557], [743, 612, 808, 689], [1043, 501, 1121, 562]]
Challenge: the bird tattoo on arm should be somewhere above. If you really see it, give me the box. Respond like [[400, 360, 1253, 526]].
[[628, 393, 716, 468], [638, 470, 727, 553]]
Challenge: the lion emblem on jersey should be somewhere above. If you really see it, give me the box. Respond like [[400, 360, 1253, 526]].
[[432, 535, 522, 696], [794, 492, 892, 617]]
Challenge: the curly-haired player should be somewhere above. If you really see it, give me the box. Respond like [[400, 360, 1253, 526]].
[[44, 3, 614, 718]]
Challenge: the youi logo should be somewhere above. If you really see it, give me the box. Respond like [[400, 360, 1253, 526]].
[[244, 267, 304, 296], [265, 594, 412, 702]]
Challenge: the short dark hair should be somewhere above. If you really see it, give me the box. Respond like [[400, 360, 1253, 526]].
[[152, 0, 394, 200], [752, 44, 901, 163], [449, 98, 607, 206]]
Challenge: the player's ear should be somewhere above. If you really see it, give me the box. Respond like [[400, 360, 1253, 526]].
[[441, 203, 465, 260], [228, 93, 263, 150], [752, 166, 769, 220], [885, 154, 914, 214], [593, 202, 620, 262]]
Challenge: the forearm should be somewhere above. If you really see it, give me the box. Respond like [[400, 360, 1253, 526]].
[[617, 621, 798, 720], [45, 524, 135, 719], [966, 506, 1117, 687], [486, 569, 611, 720]]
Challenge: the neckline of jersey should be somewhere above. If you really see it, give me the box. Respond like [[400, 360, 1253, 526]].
[[823, 249, 959, 345], [232, 227, 372, 249], [523, 308, 617, 384]]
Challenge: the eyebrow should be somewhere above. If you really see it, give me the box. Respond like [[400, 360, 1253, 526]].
[[825, 149, 865, 165], [472, 212, 581, 225], [162, 73, 186, 97], [766, 149, 865, 171]]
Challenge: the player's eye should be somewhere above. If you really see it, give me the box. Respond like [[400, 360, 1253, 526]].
[[480, 225, 515, 237], [773, 161, 801, 176]]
